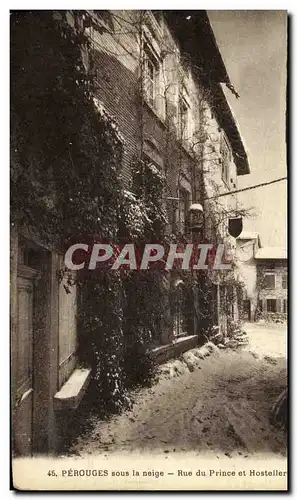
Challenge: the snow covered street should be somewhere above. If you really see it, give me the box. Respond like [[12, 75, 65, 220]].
[[69, 323, 287, 459]]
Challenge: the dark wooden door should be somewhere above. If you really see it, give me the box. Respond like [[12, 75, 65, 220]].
[[13, 265, 38, 456]]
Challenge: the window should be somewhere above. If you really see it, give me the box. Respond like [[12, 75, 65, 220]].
[[179, 97, 190, 140], [282, 273, 287, 289], [58, 273, 77, 388], [178, 88, 192, 142], [172, 281, 188, 337], [263, 273, 276, 289], [143, 43, 159, 108], [143, 139, 164, 170], [266, 299, 277, 313], [283, 299, 287, 314], [221, 133, 231, 185], [178, 188, 190, 233]]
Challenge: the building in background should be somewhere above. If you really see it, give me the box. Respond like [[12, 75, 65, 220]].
[[255, 246, 287, 321], [236, 233, 287, 322]]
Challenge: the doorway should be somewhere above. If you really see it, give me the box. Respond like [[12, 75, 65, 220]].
[[13, 264, 39, 456], [243, 299, 251, 321]]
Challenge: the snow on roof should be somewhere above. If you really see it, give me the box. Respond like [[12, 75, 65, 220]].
[[236, 232, 259, 240], [255, 247, 287, 260]]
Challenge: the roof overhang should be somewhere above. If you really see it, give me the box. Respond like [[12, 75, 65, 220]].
[[164, 11, 231, 84], [164, 10, 250, 176], [211, 83, 250, 175]]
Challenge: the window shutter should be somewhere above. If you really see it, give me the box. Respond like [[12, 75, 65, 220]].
[[276, 299, 282, 313], [282, 273, 287, 289]]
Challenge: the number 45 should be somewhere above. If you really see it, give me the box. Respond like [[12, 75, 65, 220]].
[[47, 470, 57, 477]]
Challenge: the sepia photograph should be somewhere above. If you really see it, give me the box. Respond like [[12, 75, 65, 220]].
[[10, 9, 288, 491]]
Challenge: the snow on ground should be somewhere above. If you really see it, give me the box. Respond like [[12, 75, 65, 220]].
[[69, 323, 287, 459], [243, 322, 287, 359]]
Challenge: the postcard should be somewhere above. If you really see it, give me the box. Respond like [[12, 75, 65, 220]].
[[10, 9, 287, 491]]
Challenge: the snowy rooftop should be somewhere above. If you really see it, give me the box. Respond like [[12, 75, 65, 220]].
[[255, 247, 287, 260]]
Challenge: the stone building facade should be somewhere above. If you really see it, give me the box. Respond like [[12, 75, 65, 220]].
[[84, 9, 250, 335], [256, 250, 288, 321], [236, 233, 287, 321]]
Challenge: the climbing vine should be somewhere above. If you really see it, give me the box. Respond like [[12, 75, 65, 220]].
[[11, 11, 175, 409], [121, 158, 169, 388], [11, 10, 249, 413], [11, 11, 125, 247]]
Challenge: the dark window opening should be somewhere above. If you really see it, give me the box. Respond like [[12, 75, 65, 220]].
[[179, 188, 190, 234], [266, 299, 277, 313], [264, 273, 276, 289], [179, 96, 190, 141]]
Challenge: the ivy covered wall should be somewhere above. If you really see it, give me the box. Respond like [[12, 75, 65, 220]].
[[11, 11, 173, 411], [11, 10, 246, 415]]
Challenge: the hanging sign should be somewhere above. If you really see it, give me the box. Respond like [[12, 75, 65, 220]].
[[228, 217, 243, 238]]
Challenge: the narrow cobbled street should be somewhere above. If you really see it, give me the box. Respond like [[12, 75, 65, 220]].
[[70, 323, 287, 458]]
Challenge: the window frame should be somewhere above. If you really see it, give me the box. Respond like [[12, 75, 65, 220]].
[[263, 272, 276, 290], [282, 273, 287, 289], [266, 298, 277, 313], [143, 41, 160, 110], [178, 87, 192, 143], [180, 96, 190, 140], [172, 281, 188, 338], [178, 187, 191, 234]]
